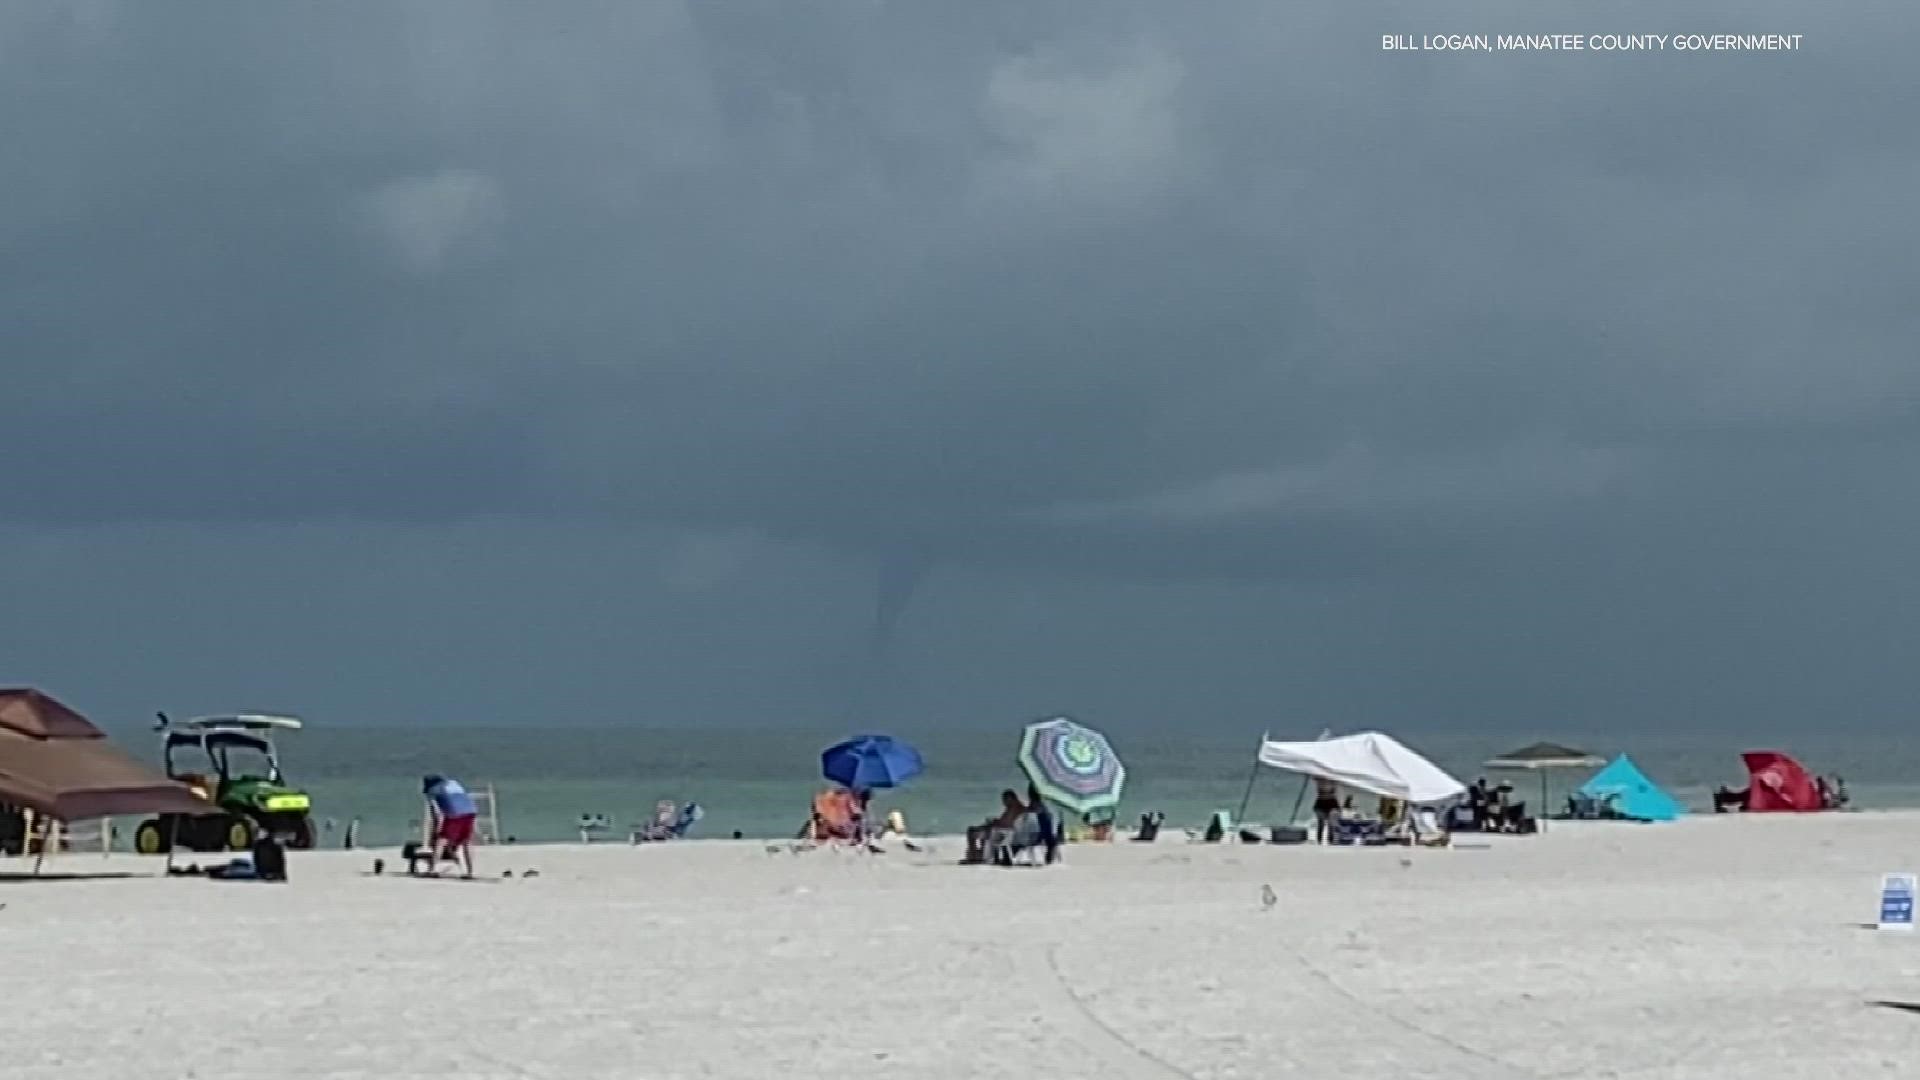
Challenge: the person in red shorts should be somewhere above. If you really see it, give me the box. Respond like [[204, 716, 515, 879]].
[[423, 774, 477, 878]]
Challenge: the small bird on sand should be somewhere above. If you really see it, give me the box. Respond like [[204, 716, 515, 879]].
[[1260, 883, 1277, 910]]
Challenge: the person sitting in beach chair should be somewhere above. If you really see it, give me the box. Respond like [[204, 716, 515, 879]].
[[985, 789, 1060, 866], [635, 801, 703, 843], [1068, 806, 1116, 842], [1499, 800, 1535, 834], [965, 790, 1030, 864], [803, 789, 861, 846], [870, 809, 923, 852], [989, 813, 1052, 866], [634, 800, 677, 842]]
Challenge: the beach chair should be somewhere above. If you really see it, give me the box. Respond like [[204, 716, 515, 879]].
[[1414, 807, 1452, 848], [1330, 816, 1385, 846], [988, 814, 1055, 866], [1075, 806, 1116, 842], [803, 790, 861, 847], [1193, 810, 1231, 843], [631, 800, 678, 843], [1385, 808, 1450, 848], [669, 802, 703, 839], [1131, 811, 1165, 843], [870, 809, 923, 852], [1503, 802, 1537, 835]]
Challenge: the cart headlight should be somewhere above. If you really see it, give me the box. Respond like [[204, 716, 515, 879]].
[[262, 794, 310, 812]]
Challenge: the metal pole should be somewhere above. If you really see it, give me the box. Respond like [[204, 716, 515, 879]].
[[1233, 757, 1263, 822], [1277, 728, 1331, 826], [1539, 770, 1550, 833], [1285, 776, 1312, 826], [1233, 732, 1271, 822]]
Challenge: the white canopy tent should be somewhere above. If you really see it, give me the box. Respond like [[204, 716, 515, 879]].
[[1256, 731, 1466, 804]]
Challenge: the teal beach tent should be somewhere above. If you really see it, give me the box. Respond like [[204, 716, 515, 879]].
[[1576, 754, 1684, 822]]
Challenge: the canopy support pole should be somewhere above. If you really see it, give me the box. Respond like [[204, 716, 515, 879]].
[[1285, 776, 1312, 827], [1233, 732, 1271, 823], [1251, 729, 1329, 826], [1539, 770, 1549, 833], [1232, 758, 1262, 823], [165, 813, 181, 875], [31, 814, 49, 876]]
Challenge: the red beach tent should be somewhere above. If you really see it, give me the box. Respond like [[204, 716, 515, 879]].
[[1740, 750, 1823, 813]]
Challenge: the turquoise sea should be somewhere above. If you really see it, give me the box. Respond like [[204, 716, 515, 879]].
[[81, 724, 1919, 849]]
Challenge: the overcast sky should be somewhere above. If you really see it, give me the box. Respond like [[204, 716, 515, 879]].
[[3, 1, 1915, 736]]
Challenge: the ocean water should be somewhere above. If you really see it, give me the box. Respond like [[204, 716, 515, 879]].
[[87, 724, 1920, 849]]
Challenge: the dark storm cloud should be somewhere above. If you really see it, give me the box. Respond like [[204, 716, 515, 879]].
[[5, 0, 1918, 581]]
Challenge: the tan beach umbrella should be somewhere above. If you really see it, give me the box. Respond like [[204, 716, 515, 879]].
[[1484, 740, 1606, 819]]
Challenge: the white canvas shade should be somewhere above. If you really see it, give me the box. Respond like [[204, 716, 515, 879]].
[[1257, 731, 1466, 804]]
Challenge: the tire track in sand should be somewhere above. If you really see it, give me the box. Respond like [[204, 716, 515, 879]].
[[1013, 943, 1210, 1080]]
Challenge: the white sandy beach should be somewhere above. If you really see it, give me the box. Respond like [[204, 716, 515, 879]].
[[5, 812, 1920, 1080]]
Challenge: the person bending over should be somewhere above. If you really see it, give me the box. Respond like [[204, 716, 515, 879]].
[[423, 774, 478, 878]]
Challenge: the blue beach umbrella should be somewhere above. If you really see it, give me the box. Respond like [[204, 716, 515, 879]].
[[821, 734, 925, 791]]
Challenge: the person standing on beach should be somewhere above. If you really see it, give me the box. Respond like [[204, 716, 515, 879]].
[[1311, 777, 1340, 844], [423, 774, 477, 878]]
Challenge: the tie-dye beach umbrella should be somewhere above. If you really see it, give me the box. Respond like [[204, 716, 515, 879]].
[[1017, 716, 1126, 815]]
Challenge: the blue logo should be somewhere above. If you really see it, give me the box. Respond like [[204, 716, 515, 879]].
[[1879, 874, 1916, 929]]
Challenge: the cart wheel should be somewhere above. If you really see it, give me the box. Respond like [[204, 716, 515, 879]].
[[287, 816, 316, 850], [134, 819, 170, 855], [225, 817, 256, 851]]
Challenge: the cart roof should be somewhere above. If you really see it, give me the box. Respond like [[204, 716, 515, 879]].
[[176, 713, 304, 733]]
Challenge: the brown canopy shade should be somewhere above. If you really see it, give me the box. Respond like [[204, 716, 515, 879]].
[[0, 687, 105, 739], [0, 688, 213, 820]]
